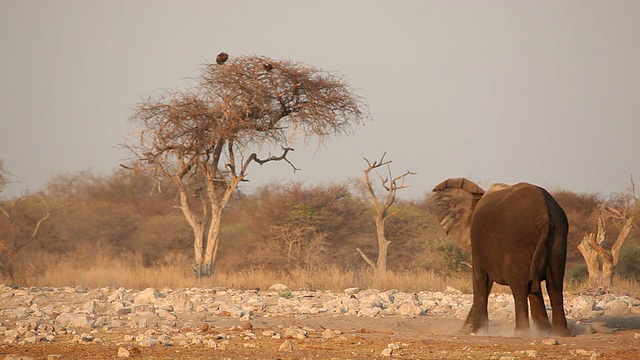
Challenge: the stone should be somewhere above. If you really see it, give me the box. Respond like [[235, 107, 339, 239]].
[[344, 287, 360, 296], [284, 327, 307, 339], [398, 302, 423, 316], [604, 300, 629, 316], [165, 291, 193, 312], [117, 347, 131, 357], [357, 306, 381, 317], [269, 284, 288, 292], [279, 339, 294, 352], [133, 288, 158, 304], [56, 313, 90, 328], [108, 287, 129, 302], [322, 328, 336, 338]]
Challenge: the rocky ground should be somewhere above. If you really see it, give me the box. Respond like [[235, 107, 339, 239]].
[[1, 283, 640, 359]]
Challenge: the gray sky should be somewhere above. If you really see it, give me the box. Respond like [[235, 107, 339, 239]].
[[1, 1, 639, 200]]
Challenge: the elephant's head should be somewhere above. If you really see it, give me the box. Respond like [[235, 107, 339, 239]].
[[430, 178, 485, 251]]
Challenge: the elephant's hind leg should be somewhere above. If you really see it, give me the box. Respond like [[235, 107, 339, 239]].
[[546, 270, 570, 336], [510, 283, 531, 336], [528, 289, 551, 334], [471, 270, 492, 335]]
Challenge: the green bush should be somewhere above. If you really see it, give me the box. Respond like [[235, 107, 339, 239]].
[[565, 263, 588, 283], [616, 245, 640, 279]]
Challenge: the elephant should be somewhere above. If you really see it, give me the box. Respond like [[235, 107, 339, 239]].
[[431, 178, 571, 337]]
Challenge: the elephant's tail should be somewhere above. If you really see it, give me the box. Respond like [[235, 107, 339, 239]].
[[529, 221, 551, 295]]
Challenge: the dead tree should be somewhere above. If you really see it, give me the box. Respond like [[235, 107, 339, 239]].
[[578, 216, 634, 291], [0, 160, 9, 192], [123, 55, 365, 278], [269, 224, 326, 267], [577, 177, 637, 292], [0, 195, 59, 281], [356, 153, 414, 277]]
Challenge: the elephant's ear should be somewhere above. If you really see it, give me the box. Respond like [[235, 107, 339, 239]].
[[430, 178, 485, 251], [432, 177, 485, 197]]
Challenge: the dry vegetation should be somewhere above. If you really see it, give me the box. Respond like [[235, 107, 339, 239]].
[[22, 254, 472, 293], [11, 250, 640, 296], [1, 168, 639, 295]]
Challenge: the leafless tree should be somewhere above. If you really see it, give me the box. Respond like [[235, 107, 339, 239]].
[[0, 193, 61, 281], [0, 160, 10, 194], [268, 223, 327, 268], [578, 176, 637, 292], [356, 153, 414, 278], [123, 55, 366, 278]]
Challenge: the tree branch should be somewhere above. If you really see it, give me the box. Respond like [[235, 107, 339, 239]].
[[250, 146, 300, 171], [356, 247, 378, 271], [587, 217, 612, 263], [611, 216, 634, 266]]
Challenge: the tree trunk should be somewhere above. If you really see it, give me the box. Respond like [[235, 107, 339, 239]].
[[177, 188, 218, 279], [200, 205, 222, 278], [578, 216, 634, 292], [601, 259, 614, 291], [192, 227, 206, 277], [577, 234, 600, 289], [375, 215, 390, 277]]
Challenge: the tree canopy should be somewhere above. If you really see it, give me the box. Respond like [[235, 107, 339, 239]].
[[124, 54, 367, 277]]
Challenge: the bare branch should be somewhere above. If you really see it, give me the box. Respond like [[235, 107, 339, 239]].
[[586, 218, 610, 261], [611, 216, 634, 266], [250, 147, 300, 171], [356, 247, 378, 271]]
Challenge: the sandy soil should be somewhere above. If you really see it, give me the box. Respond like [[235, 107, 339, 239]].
[[2, 314, 640, 359]]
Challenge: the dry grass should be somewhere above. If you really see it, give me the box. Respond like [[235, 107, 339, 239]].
[[14, 252, 472, 292], [10, 252, 638, 296]]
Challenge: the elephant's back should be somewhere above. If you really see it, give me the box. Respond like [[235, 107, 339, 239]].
[[470, 182, 550, 249]]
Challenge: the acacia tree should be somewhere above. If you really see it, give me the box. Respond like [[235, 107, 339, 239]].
[[124, 55, 365, 278], [356, 153, 414, 278]]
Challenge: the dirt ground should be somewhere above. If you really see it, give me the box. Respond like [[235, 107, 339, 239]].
[[2, 314, 640, 359]]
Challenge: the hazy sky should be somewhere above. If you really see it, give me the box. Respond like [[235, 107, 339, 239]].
[[1, 1, 639, 200]]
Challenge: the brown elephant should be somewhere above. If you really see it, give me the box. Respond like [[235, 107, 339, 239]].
[[432, 178, 570, 336]]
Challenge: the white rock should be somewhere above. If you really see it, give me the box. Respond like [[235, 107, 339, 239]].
[[322, 329, 336, 338], [284, 327, 307, 339], [381, 347, 393, 357], [398, 302, 423, 316], [117, 347, 131, 357], [357, 307, 381, 317], [133, 288, 158, 304], [269, 284, 288, 292], [56, 313, 90, 328], [604, 300, 629, 315], [279, 339, 294, 351], [164, 291, 193, 312], [344, 287, 360, 296]]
